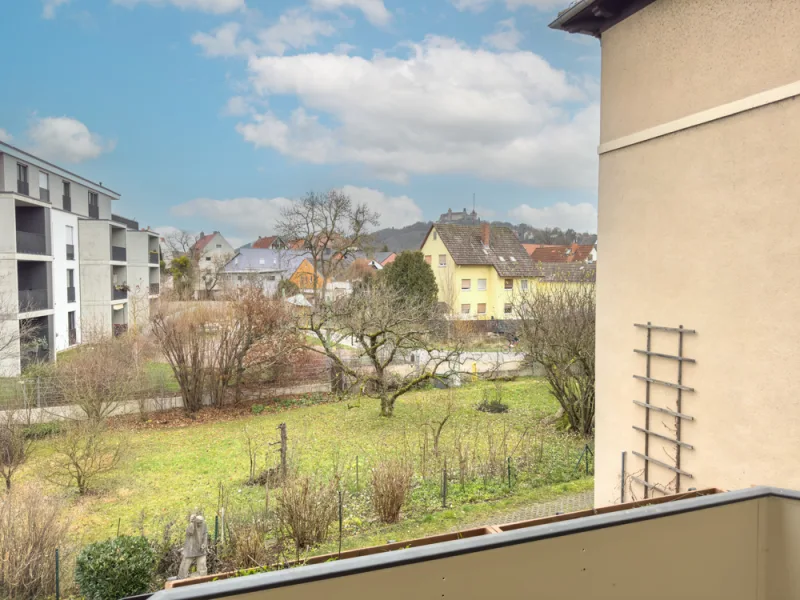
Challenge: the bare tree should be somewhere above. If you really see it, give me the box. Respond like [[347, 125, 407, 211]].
[[54, 335, 140, 424], [162, 230, 201, 301], [199, 253, 233, 299], [163, 229, 200, 261], [0, 413, 32, 490], [0, 286, 50, 374], [278, 190, 379, 302], [46, 422, 125, 495], [513, 280, 595, 436], [301, 281, 463, 417]]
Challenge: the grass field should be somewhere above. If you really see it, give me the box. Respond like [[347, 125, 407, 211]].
[[17, 378, 591, 555]]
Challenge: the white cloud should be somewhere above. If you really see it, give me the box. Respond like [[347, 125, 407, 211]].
[[334, 42, 357, 55], [193, 10, 336, 57], [236, 36, 598, 188], [42, 0, 69, 19], [223, 96, 252, 116], [482, 18, 522, 51], [169, 186, 421, 239], [340, 185, 423, 228], [28, 117, 114, 163], [451, 0, 564, 12], [0, 128, 12, 143], [508, 202, 597, 232], [113, 0, 244, 15], [309, 0, 390, 26]]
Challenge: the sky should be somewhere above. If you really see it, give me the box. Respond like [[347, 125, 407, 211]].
[[0, 0, 600, 248]]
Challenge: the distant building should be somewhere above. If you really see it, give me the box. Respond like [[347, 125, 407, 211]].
[[525, 243, 597, 264], [438, 208, 480, 225], [252, 236, 289, 250]]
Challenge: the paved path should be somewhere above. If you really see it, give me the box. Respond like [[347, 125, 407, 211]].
[[456, 489, 594, 530]]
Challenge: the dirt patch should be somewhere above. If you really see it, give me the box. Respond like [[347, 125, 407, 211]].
[[106, 393, 339, 431]]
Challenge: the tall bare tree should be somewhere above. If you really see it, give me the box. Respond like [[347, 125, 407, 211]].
[[513, 280, 596, 436], [301, 281, 462, 417], [278, 190, 379, 301], [0, 413, 31, 490]]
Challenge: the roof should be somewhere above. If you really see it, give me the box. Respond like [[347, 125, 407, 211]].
[[224, 248, 309, 275], [192, 233, 217, 253], [548, 0, 651, 37], [423, 224, 539, 278], [374, 251, 396, 265], [252, 236, 278, 249], [532, 262, 596, 283], [528, 243, 595, 263]]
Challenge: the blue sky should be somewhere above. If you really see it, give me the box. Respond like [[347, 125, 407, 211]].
[[0, 0, 600, 247]]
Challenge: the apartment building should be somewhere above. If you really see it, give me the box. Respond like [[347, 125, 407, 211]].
[[0, 141, 160, 375]]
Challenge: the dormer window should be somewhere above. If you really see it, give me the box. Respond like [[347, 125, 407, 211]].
[[510, 256, 517, 262], [498, 256, 505, 262]]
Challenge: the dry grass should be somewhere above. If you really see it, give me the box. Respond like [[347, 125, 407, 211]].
[[371, 459, 413, 524]]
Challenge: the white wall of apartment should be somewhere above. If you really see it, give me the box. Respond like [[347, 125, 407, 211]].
[[52, 210, 80, 352], [0, 258, 20, 376], [126, 231, 159, 329], [223, 271, 282, 296], [79, 220, 114, 338]]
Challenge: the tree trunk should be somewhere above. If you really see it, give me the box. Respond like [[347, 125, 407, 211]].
[[380, 394, 394, 417]]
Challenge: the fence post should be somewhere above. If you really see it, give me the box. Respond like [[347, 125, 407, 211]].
[[441, 459, 448, 508], [55, 548, 60, 600], [214, 515, 219, 546], [36, 377, 41, 408], [507, 457, 512, 489]]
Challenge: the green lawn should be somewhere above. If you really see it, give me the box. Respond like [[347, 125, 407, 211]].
[[19, 378, 591, 553]]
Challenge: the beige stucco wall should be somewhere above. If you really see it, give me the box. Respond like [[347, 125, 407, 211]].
[[595, 0, 800, 506], [600, 0, 800, 142]]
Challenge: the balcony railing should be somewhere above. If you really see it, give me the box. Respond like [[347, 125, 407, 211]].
[[67, 286, 76, 303], [113, 324, 128, 337], [149, 283, 160, 295], [88, 204, 99, 219], [149, 252, 160, 264], [39, 189, 50, 203], [111, 246, 127, 261], [112, 288, 128, 301], [17, 180, 29, 195], [68, 328, 77, 346], [16, 231, 47, 255], [63, 195, 72, 212], [66, 244, 75, 260], [18, 289, 49, 312]]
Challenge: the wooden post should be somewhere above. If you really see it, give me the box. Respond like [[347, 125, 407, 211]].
[[278, 423, 288, 480]]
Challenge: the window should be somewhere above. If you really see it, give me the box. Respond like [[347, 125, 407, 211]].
[[259, 258, 265, 265], [477, 303, 486, 315], [63, 180, 71, 196], [88, 191, 99, 218], [504, 303, 512, 314], [477, 279, 487, 291], [504, 279, 513, 290], [461, 304, 470, 314], [216, 244, 222, 249], [205, 256, 211, 261], [433, 231, 438, 240], [267, 275, 276, 281], [17, 163, 28, 183], [67, 269, 75, 287], [424, 255, 432, 265], [438, 254, 446, 267], [498, 256, 505, 262], [39, 171, 49, 190], [461, 279, 471, 291], [237, 275, 243, 281], [65, 225, 74, 245], [521, 279, 528, 291], [62, 181, 72, 211], [68, 311, 76, 330], [510, 256, 517, 262]]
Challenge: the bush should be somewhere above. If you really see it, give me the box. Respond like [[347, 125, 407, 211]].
[[476, 386, 509, 414], [22, 421, 61, 440], [0, 485, 69, 600], [251, 404, 265, 415], [75, 536, 155, 600], [46, 423, 126, 495], [275, 476, 337, 553], [371, 459, 413, 524]]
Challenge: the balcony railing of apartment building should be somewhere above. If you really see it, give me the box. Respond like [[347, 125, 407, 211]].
[[17, 180, 29, 196], [40, 188, 50, 203], [112, 288, 128, 301], [18, 289, 49, 312], [149, 251, 160, 264], [111, 246, 127, 262], [67, 286, 76, 303], [63, 194, 72, 212], [88, 204, 99, 219], [149, 283, 159, 295], [113, 324, 128, 337], [66, 243, 75, 260], [16, 231, 48, 255], [68, 328, 77, 346]]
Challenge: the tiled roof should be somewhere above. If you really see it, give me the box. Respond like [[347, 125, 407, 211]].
[[374, 251, 396, 265], [530, 246, 570, 263], [224, 249, 310, 275], [532, 262, 596, 283], [569, 243, 595, 262], [192, 233, 216, 252], [425, 224, 539, 277], [252, 236, 278, 249]]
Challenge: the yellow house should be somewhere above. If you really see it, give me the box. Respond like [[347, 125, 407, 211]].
[[420, 222, 542, 319]]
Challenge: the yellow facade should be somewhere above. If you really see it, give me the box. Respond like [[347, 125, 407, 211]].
[[420, 226, 531, 320]]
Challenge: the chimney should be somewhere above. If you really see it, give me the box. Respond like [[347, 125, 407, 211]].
[[199, 231, 205, 238], [481, 222, 490, 248]]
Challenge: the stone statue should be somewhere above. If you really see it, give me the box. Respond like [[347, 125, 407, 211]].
[[178, 514, 208, 579]]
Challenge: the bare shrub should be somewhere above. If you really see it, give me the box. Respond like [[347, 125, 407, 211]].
[[225, 507, 279, 569], [46, 422, 125, 495], [371, 459, 413, 524], [241, 426, 265, 485], [0, 484, 69, 600], [0, 413, 32, 490], [54, 335, 140, 423], [275, 476, 337, 553]]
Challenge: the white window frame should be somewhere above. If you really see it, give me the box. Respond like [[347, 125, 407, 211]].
[[438, 254, 446, 268], [521, 279, 529, 291], [477, 279, 487, 291]]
